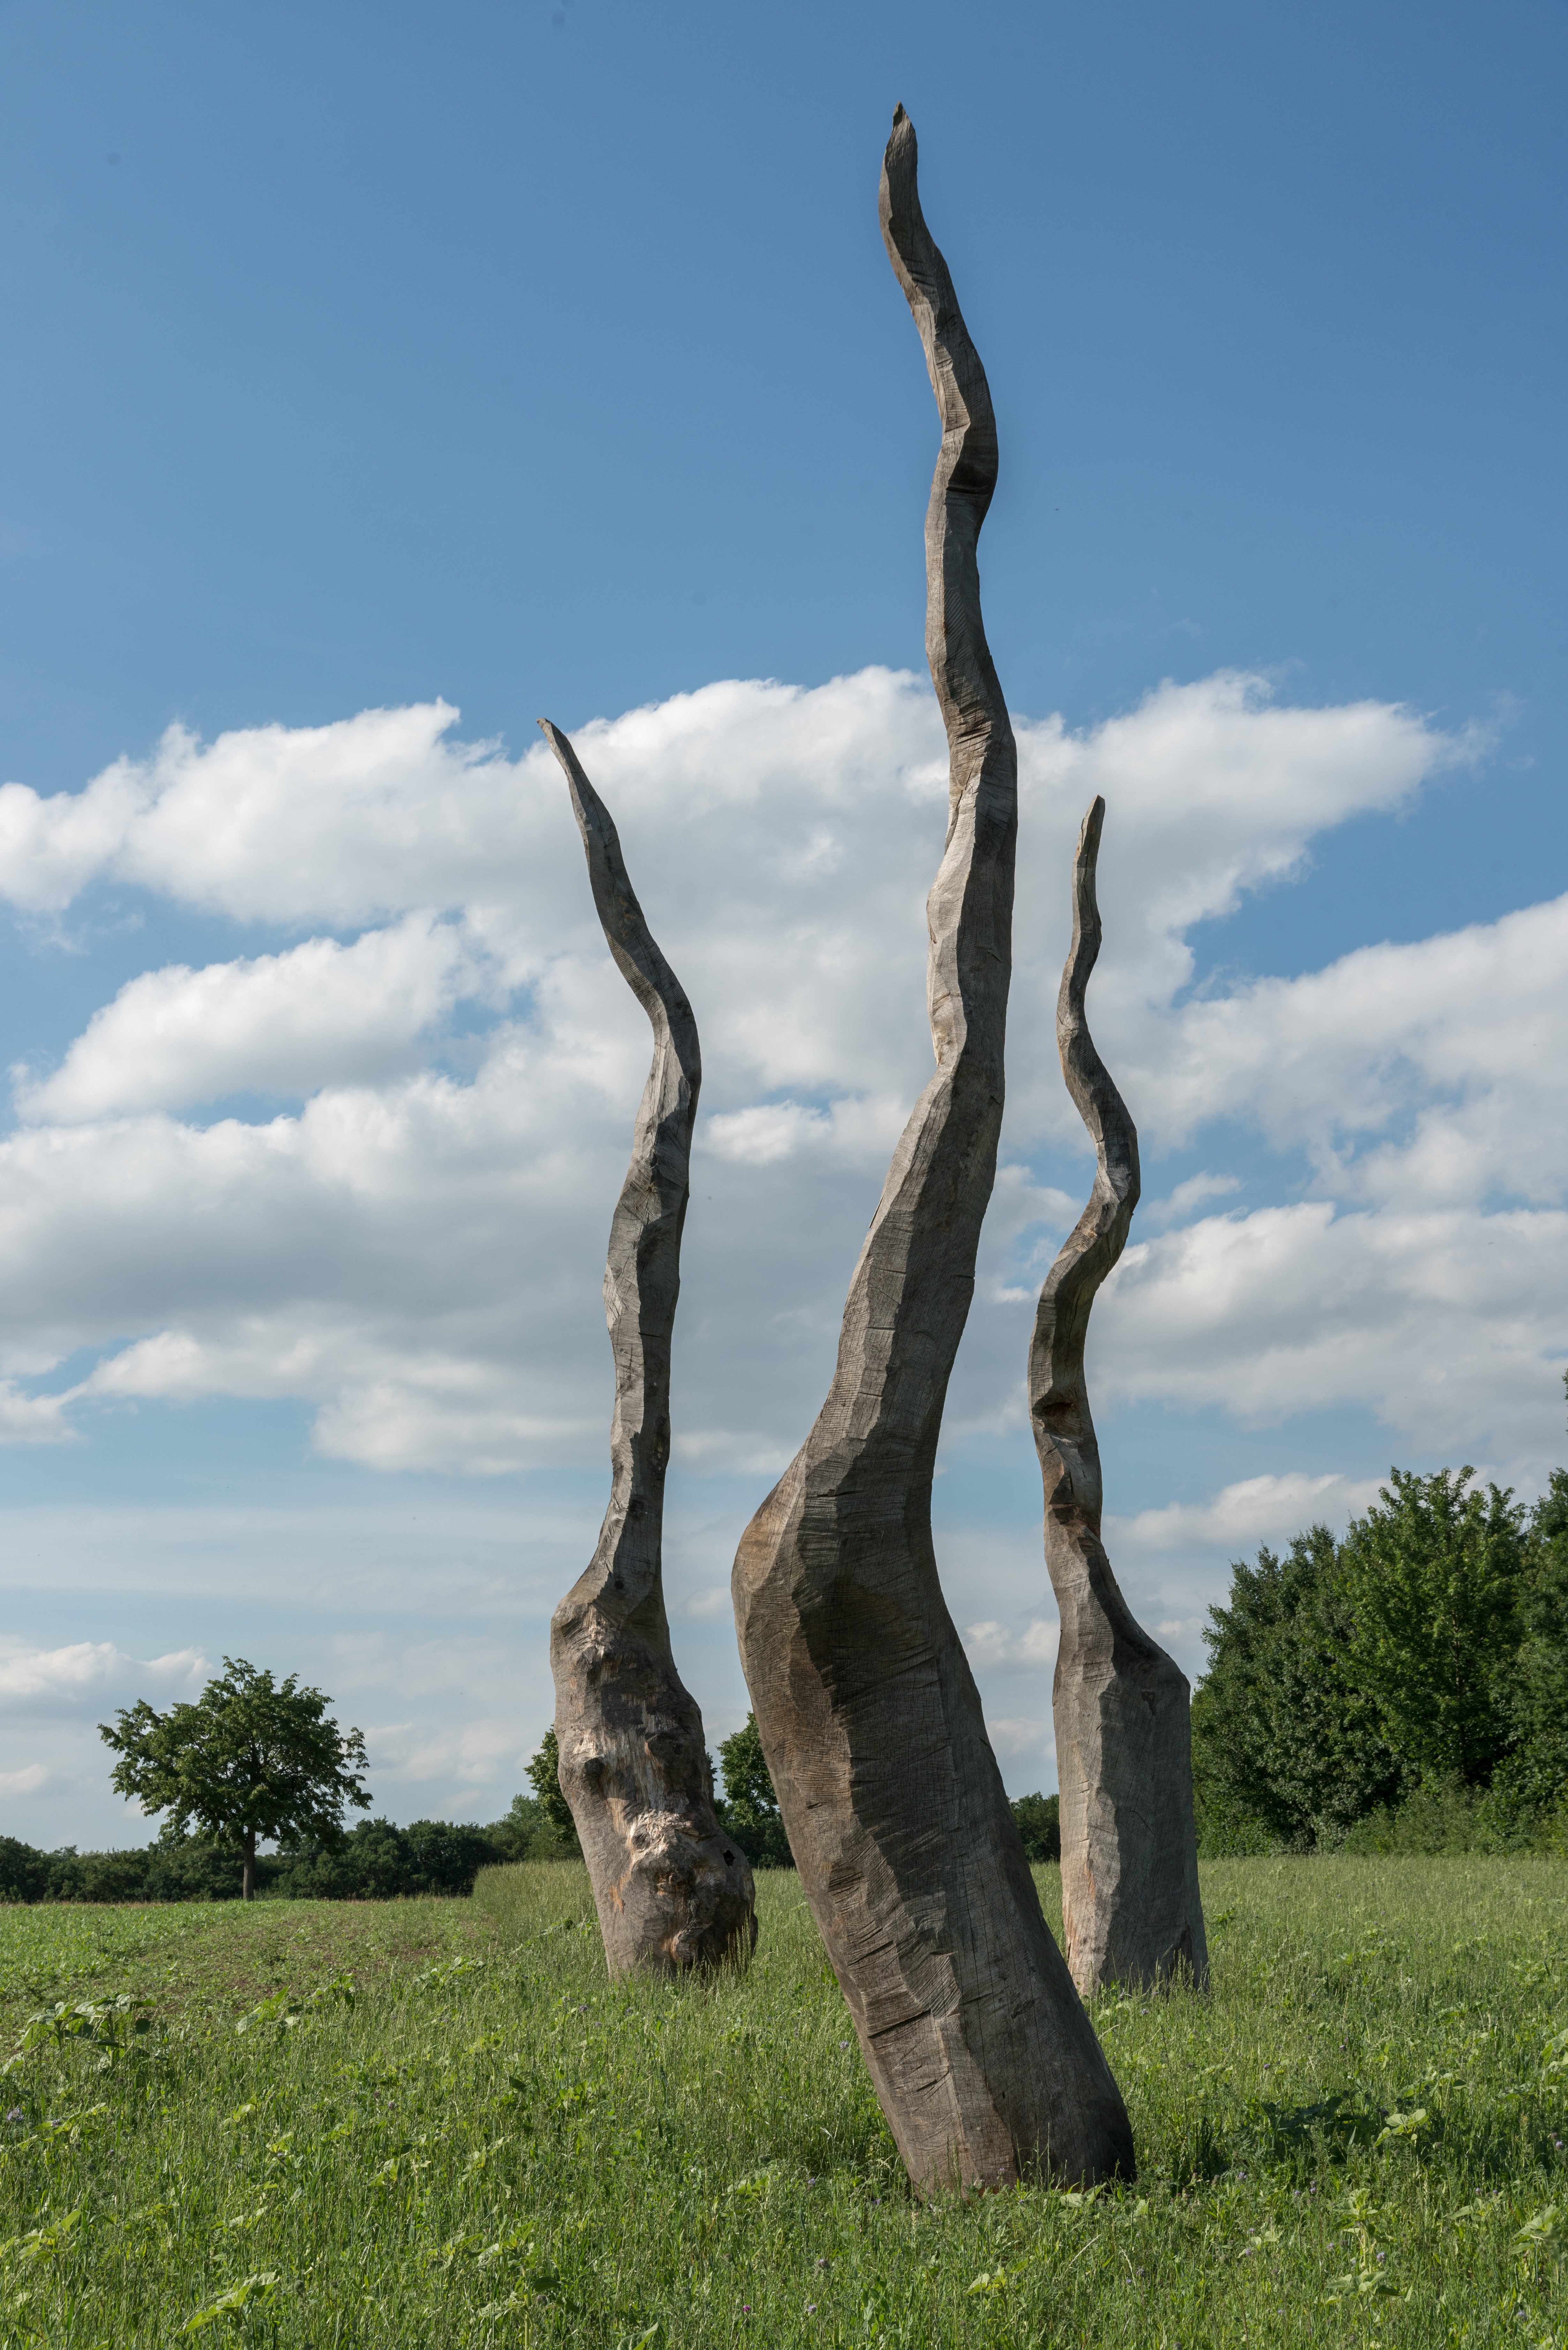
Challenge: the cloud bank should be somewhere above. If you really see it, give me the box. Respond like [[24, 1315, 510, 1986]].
[[0, 665, 1560, 1495]]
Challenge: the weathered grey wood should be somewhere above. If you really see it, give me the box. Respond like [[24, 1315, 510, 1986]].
[[731, 109, 1133, 2195], [1030, 796, 1208, 1995], [540, 719, 757, 1976]]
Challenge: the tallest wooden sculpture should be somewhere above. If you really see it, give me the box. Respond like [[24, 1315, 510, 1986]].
[[733, 108, 1132, 2195]]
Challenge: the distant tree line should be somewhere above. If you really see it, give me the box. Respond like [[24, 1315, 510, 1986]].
[[1193, 1446, 1568, 1855], [1, 1709, 1063, 1903], [0, 1798, 572, 1906]]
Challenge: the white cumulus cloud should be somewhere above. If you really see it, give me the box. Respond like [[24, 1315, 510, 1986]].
[[1131, 892, 1568, 1196], [1107, 1471, 1386, 1556], [0, 1639, 207, 1713], [0, 663, 1558, 1491], [16, 913, 484, 1123], [1097, 1202, 1568, 1459], [961, 1619, 1060, 1672]]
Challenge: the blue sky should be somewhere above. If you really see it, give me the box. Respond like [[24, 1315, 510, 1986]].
[[1, 0, 1564, 1844]]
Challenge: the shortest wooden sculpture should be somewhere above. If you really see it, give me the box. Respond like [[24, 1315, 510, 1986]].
[[540, 719, 757, 1976], [1029, 797, 1208, 1995]]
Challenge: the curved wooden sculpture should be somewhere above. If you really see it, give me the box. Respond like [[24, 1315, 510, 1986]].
[[732, 110, 1133, 2195], [540, 719, 757, 1977], [1029, 796, 1208, 1995]]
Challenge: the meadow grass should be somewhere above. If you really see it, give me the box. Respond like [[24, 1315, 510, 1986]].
[[1, 1857, 1565, 2346]]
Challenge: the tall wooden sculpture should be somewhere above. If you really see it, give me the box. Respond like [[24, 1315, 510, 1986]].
[[1029, 796, 1208, 1994], [732, 111, 1132, 2194], [541, 720, 757, 1976]]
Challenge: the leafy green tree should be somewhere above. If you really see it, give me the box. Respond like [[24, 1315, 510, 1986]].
[[1194, 1438, 1568, 1851], [43, 1847, 161, 1903], [0, 1836, 50, 1902], [400, 1818, 501, 1893], [1494, 1462, 1568, 1824], [715, 1713, 793, 1869], [524, 1728, 580, 1854], [100, 1657, 370, 1900], [1009, 1792, 1060, 1862], [1339, 1468, 1527, 1786], [483, 1791, 555, 1863], [139, 1837, 271, 1902], [1191, 1525, 1402, 1850]]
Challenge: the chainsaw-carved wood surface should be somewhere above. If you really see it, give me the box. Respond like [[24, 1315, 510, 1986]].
[[542, 719, 756, 1977], [1029, 794, 1208, 1995], [732, 110, 1133, 2194]]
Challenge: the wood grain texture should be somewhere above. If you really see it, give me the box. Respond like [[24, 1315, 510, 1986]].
[[731, 109, 1133, 2195], [1029, 795, 1208, 1995], [541, 719, 757, 1977]]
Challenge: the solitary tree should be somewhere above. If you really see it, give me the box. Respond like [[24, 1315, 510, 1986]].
[[100, 1656, 371, 1900]]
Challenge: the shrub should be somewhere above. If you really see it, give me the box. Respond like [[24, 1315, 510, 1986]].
[[1010, 1792, 1060, 1862]]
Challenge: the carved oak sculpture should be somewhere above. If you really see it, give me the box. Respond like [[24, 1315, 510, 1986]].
[[1029, 796, 1208, 1995], [731, 110, 1133, 2195], [540, 719, 757, 1977]]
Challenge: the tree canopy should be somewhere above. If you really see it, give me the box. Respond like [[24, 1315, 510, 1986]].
[[1338, 1467, 1526, 1785], [1010, 1792, 1062, 1863], [715, 1714, 793, 1870], [524, 1728, 581, 1854], [100, 1656, 370, 1899], [1193, 1445, 1568, 1853]]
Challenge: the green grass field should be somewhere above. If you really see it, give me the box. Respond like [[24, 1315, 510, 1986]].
[[2, 1858, 1565, 2347]]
